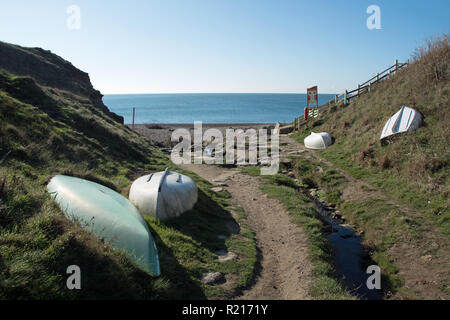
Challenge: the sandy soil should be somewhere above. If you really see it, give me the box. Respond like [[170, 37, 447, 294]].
[[179, 163, 313, 300]]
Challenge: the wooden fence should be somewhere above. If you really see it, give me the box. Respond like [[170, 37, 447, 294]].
[[292, 59, 409, 130]]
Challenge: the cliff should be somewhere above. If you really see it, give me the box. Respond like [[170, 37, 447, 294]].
[[0, 41, 123, 123]]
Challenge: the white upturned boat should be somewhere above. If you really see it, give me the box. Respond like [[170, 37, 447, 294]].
[[304, 132, 333, 150], [380, 105, 423, 141], [129, 168, 198, 220]]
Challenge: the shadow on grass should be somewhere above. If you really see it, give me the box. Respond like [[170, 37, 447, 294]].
[[163, 189, 237, 253], [147, 225, 207, 300]]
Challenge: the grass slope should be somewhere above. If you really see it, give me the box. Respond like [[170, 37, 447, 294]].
[[291, 35, 449, 299], [294, 35, 449, 235], [0, 70, 256, 299]]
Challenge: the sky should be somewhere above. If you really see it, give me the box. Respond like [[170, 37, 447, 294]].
[[0, 0, 449, 94]]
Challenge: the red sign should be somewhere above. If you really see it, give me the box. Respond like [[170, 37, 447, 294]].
[[307, 86, 318, 106]]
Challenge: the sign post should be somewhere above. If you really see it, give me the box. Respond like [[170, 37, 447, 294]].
[[306, 86, 318, 125], [307, 86, 318, 108]]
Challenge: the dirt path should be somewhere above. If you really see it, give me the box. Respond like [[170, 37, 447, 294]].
[[281, 134, 450, 300], [180, 163, 313, 300]]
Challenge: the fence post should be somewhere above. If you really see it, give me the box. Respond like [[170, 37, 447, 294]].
[[395, 59, 398, 73], [358, 84, 360, 97], [132, 107, 135, 130], [344, 90, 348, 104], [335, 95, 338, 104], [368, 82, 371, 92], [376, 73, 379, 81]]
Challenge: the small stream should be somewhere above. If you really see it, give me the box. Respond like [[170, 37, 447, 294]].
[[314, 200, 383, 300]]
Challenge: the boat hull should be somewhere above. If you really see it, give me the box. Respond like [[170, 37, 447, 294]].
[[304, 132, 332, 150], [129, 169, 198, 221], [380, 106, 423, 141], [47, 175, 160, 276]]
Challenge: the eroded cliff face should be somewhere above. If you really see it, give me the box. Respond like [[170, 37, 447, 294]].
[[0, 41, 123, 124]]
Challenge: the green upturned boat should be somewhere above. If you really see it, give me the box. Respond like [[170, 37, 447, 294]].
[[47, 175, 160, 276]]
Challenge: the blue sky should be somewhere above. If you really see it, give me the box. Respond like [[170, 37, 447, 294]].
[[0, 0, 448, 94]]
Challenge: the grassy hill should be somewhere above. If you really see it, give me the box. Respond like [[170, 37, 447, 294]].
[[292, 35, 449, 299], [0, 41, 256, 299]]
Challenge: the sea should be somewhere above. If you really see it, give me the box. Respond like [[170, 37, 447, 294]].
[[103, 93, 336, 124]]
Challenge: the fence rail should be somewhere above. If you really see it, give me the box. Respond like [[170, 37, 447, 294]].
[[292, 59, 409, 130]]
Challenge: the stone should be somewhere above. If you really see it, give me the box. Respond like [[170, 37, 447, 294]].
[[420, 255, 432, 263], [211, 187, 224, 193], [216, 182, 228, 187], [201, 272, 225, 285], [217, 251, 237, 262]]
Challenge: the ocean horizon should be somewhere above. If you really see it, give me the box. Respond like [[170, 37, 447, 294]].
[[103, 93, 336, 124]]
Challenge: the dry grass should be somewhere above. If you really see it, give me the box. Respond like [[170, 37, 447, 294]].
[[293, 34, 449, 234]]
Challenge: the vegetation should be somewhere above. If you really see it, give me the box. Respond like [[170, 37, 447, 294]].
[[290, 34, 449, 299], [0, 67, 256, 299], [294, 35, 449, 235], [240, 166, 353, 299]]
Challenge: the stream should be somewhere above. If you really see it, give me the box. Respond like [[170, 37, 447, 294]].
[[315, 200, 383, 300]]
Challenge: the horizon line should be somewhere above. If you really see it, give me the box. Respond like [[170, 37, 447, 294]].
[[102, 92, 339, 96]]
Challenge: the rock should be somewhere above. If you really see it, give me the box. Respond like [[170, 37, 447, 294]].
[[216, 182, 228, 187], [309, 189, 317, 197], [217, 251, 237, 263], [201, 272, 225, 285], [332, 213, 342, 219], [287, 171, 295, 178], [217, 234, 229, 240], [211, 187, 224, 193], [420, 255, 432, 263]]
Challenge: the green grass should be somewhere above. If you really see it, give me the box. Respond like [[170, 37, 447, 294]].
[[290, 36, 450, 236], [240, 168, 353, 299], [287, 152, 416, 296], [287, 37, 450, 297], [0, 70, 257, 299]]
